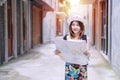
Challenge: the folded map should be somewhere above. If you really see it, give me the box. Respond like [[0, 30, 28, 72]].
[[55, 37, 89, 65]]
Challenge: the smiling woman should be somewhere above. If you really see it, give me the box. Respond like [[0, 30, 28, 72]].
[[54, 14, 91, 80]]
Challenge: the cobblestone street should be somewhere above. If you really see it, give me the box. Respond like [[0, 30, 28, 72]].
[[0, 43, 120, 80]]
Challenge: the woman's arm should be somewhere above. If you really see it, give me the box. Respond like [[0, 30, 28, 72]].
[[86, 37, 90, 50], [54, 49, 66, 61], [84, 38, 91, 58]]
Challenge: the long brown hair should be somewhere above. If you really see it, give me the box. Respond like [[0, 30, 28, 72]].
[[69, 20, 85, 39]]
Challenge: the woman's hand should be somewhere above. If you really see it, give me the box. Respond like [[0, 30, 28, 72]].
[[84, 50, 91, 58], [54, 49, 61, 55]]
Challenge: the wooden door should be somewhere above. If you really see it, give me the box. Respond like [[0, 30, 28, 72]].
[[7, 0, 13, 57], [32, 6, 42, 46], [56, 18, 61, 36], [92, 8, 96, 45], [22, 1, 26, 51]]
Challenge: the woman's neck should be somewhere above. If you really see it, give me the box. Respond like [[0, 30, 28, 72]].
[[71, 34, 80, 40], [74, 34, 79, 38]]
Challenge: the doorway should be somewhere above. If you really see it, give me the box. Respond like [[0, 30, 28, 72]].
[[32, 5, 42, 46], [100, 1, 108, 55], [7, 0, 13, 58]]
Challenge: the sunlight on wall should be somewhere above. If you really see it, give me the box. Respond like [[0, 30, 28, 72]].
[[69, 0, 80, 12], [69, 0, 80, 6], [68, 0, 87, 17]]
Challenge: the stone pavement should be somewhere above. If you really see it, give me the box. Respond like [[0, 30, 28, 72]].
[[0, 43, 120, 80], [88, 47, 120, 80]]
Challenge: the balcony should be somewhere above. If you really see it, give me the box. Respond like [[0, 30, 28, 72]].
[[80, 0, 96, 4], [31, 0, 54, 11]]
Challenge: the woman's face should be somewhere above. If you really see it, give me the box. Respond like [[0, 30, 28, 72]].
[[71, 21, 81, 34]]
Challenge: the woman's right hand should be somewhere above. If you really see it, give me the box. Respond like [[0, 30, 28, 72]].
[[54, 49, 61, 55]]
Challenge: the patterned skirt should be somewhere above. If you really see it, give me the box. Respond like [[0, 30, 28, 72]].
[[65, 62, 88, 80]]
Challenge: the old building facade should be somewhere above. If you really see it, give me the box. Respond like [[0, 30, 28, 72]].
[[78, 0, 120, 77], [1, 0, 120, 77], [0, 0, 67, 64], [90, 0, 120, 76]]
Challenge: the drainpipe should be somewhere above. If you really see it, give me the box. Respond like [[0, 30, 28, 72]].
[[0, 3, 5, 64], [12, 0, 18, 58], [4, 1, 9, 63], [109, 0, 112, 63]]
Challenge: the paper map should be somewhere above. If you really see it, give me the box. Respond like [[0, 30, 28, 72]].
[[55, 37, 89, 65]]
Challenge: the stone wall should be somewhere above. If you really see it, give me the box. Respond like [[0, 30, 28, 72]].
[[111, 0, 120, 76]]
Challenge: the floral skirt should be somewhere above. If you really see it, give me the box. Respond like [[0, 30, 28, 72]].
[[65, 62, 87, 80]]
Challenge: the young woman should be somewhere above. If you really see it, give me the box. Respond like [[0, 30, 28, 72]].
[[55, 15, 91, 80]]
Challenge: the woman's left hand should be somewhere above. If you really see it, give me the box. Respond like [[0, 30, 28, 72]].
[[84, 50, 91, 58]]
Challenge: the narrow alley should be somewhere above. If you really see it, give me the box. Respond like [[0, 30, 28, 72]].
[[0, 0, 120, 80], [0, 43, 119, 80]]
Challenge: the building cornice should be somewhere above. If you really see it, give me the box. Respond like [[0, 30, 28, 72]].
[[0, 0, 6, 6]]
